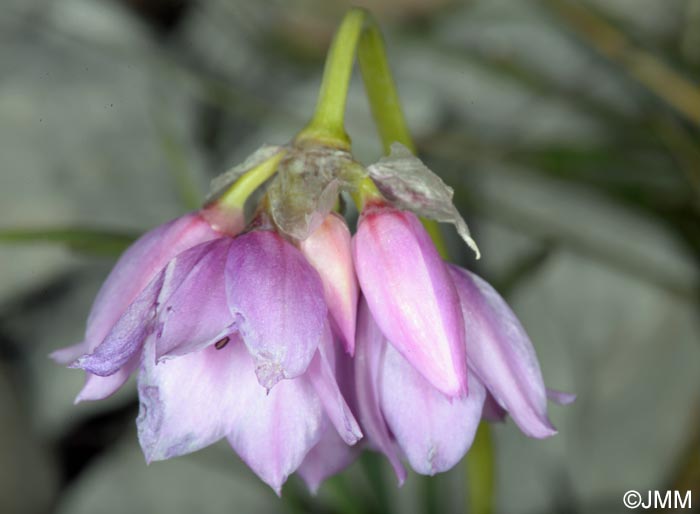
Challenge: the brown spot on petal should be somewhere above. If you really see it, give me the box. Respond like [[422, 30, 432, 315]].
[[214, 336, 230, 350]]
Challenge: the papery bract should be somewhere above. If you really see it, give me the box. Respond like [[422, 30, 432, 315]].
[[367, 143, 479, 258]]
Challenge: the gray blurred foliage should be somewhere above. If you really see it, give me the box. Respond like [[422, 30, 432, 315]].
[[1, 0, 699, 513]]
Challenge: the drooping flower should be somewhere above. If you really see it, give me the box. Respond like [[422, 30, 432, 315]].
[[48, 6, 577, 498], [354, 261, 573, 478], [350, 146, 572, 479], [55, 212, 362, 492], [50, 211, 222, 402], [51, 141, 367, 493], [352, 202, 467, 397]]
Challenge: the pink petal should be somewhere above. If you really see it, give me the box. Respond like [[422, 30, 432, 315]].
[[300, 213, 358, 354], [50, 342, 87, 365], [354, 300, 406, 484], [75, 355, 139, 403], [379, 341, 485, 475], [226, 230, 327, 390], [449, 265, 557, 438], [137, 334, 247, 463], [353, 206, 467, 397], [85, 213, 219, 352], [226, 368, 325, 495], [547, 388, 576, 405], [139, 333, 326, 494], [155, 238, 235, 359], [298, 428, 358, 494], [73, 272, 165, 376], [306, 324, 362, 445], [76, 238, 235, 377], [52, 212, 221, 401]]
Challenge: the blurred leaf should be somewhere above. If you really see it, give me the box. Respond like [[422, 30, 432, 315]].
[[359, 452, 394, 514], [668, 407, 700, 502], [321, 474, 373, 514], [493, 243, 555, 296], [543, 0, 700, 127], [0, 228, 138, 256]]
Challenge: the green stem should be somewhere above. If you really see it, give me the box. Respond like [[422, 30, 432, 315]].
[[295, 9, 366, 150], [202, 150, 286, 235], [357, 21, 415, 155], [466, 423, 495, 514], [216, 151, 286, 211], [295, 8, 415, 156]]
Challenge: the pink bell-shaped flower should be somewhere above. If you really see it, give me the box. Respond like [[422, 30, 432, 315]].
[[352, 202, 468, 398]]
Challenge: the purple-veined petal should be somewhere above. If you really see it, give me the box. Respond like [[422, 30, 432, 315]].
[[226, 230, 327, 390], [226, 364, 325, 495], [298, 427, 358, 494], [449, 265, 557, 438], [155, 238, 235, 359], [306, 324, 362, 445], [73, 238, 226, 377], [84, 213, 220, 352], [379, 341, 485, 475], [52, 212, 221, 401], [137, 334, 246, 463], [355, 300, 406, 484], [73, 272, 165, 376], [300, 213, 358, 354], [74, 238, 237, 376], [353, 206, 467, 397]]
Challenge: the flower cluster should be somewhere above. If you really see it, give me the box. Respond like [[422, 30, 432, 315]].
[[53, 141, 571, 493]]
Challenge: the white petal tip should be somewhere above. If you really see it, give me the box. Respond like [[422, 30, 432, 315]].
[[467, 237, 481, 260]]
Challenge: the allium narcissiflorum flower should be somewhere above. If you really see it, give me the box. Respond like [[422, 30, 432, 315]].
[[47, 3, 578, 500], [53, 138, 572, 493], [350, 145, 573, 479], [52, 146, 366, 494]]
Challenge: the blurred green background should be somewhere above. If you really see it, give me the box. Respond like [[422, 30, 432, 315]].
[[1, 0, 699, 513]]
